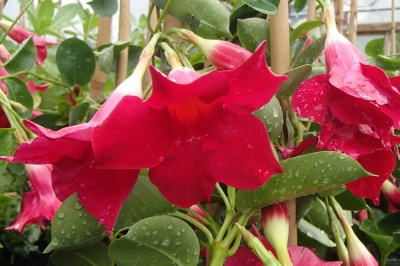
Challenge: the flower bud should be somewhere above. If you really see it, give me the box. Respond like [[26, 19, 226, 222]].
[[0, 44, 10, 63], [381, 179, 400, 210], [176, 29, 252, 70], [187, 205, 206, 226], [0, 21, 57, 46], [236, 223, 281, 266], [261, 203, 292, 266]]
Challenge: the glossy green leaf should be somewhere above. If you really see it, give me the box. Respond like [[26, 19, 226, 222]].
[[254, 96, 283, 141], [292, 35, 308, 61], [376, 55, 400, 71], [5, 78, 33, 119], [4, 37, 37, 73], [335, 189, 367, 211], [32, 113, 64, 130], [88, 0, 118, 17], [49, 242, 111, 266], [365, 38, 385, 57], [290, 21, 325, 44], [0, 194, 13, 211], [230, 1, 258, 23], [44, 193, 107, 253], [243, 0, 280, 15], [237, 18, 269, 52], [0, 128, 14, 176], [115, 176, 178, 229], [378, 212, 400, 235], [49, 4, 81, 30], [278, 64, 312, 97], [69, 102, 89, 126], [109, 216, 200, 266], [294, 0, 307, 13], [298, 218, 336, 247], [293, 35, 326, 68], [152, 0, 231, 38], [236, 151, 371, 212], [97, 45, 114, 74], [56, 38, 96, 86], [37, 0, 55, 29], [360, 219, 400, 264]]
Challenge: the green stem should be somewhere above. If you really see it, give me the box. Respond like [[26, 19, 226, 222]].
[[154, 0, 174, 33], [171, 211, 214, 244], [287, 98, 304, 145], [26, 70, 70, 88], [0, 0, 34, 45], [221, 212, 252, 249], [146, 3, 156, 33], [215, 184, 233, 242], [316, 0, 325, 9]]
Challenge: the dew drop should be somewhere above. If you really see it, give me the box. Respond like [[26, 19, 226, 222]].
[[73, 202, 83, 210], [51, 238, 59, 246], [167, 225, 173, 230], [161, 239, 170, 246], [57, 212, 65, 219]]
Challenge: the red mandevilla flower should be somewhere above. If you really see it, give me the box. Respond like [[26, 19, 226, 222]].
[[7, 164, 61, 232], [292, 1, 399, 204], [0, 21, 57, 66], [92, 42, 286, 207]]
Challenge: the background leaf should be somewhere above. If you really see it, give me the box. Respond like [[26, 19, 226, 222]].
[[4, 37, 37, 73], [236, 151, 371, 212], [0, 128, 14, 176], [254, 96, 283, 141], [109, 216, 200, 266], [292, 35, 326, 68], [243, 0, 280, 15], [88, 0, 118, 17], [278, 64, 312, 97], [5, 78, 33, 119], [56, 38, 96, 86], [237, 18, 270, 52]]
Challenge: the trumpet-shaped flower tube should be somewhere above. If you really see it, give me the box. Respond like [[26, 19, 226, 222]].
[[93, 42, 286, 207]]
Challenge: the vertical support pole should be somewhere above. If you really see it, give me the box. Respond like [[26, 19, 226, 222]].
[[307, 0, 316, 21], [335, 0, 344, 34], [269, 0, 297, 246], [392, 0, 396, 55], [90, 17, 112, 100], [348, 0, 358, 45], [115, 0, 131, 86]]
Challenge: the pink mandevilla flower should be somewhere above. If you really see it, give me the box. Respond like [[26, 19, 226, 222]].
[[7, 164, 61, 232], [92, 42, 286, 207], [1, 72, 145, 234], [0, 21, 57, 66], [292, 2, 400, 204]]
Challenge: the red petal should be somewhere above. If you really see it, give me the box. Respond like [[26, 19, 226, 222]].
[[328, 89, 393, 148], [288, 246, 343, 266], [146, 67, 229, 108], [149, 138, 216, 208], [389, 76, 400, 93], [277, 137, 318, 159], [203, 110, 283, 189], [346, 149, 396, 205], [52, 151, 139, 234], [92, 96, 172, 169], [225, 247, 264, 266], [36, 46, 47, 66], [24, 120, 94, 141], [292, 74, 330, 124], [218, 42, 287, 113]]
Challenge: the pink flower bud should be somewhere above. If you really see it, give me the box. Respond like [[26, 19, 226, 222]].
[[7, 164, 61, 232], [357, 210, 369, 223], [0, 21, 57, 46], [381, 179, 400, 210], [0, 44, 10, 63], [187, 205, 206, 226], [177, 29, 252, 70], [261, 202, 292, 266]]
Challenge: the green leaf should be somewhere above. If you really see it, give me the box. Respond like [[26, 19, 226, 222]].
[[298, 218, 336, 247], [278, 64, 312, 97], [115, 176, 178, 229], [0, 194, 13, 211], [292, 35, 326, 68], [88, 0, 118, 17], [360, 219, 400, 264], [97, 45, 114, 74], [109, 216, 200, 266], [49, 4, 81, 30], [290, 20, 325, 44], [4, 37, 37, 73], [242, 0, 280, 15], [152, 0, 231, 39], [69, 102, 89, 126], [236, 151, 372, 212], [365, 38, 385, 57], [335, 189, 367, 211], [237, 18, 270, 52], [292, 35, 308, 61], [50, 242, 112, 266], [254, 96, 282, 141], [32, 113, 64, 130], [0, 128, 14, 176], [293, 0, 308, 13], [376, 55, 400, 71], [56, 38, 96, 86], [378, 212, 400, 235], [5, 78, 33, 119], [44, 193, 107, 253], [37, 0, 55, 29]]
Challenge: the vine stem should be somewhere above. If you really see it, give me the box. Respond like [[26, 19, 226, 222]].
[[154, 0, 174, 33], [0, 0, 34, 45], [171, 211, 214, 245]]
